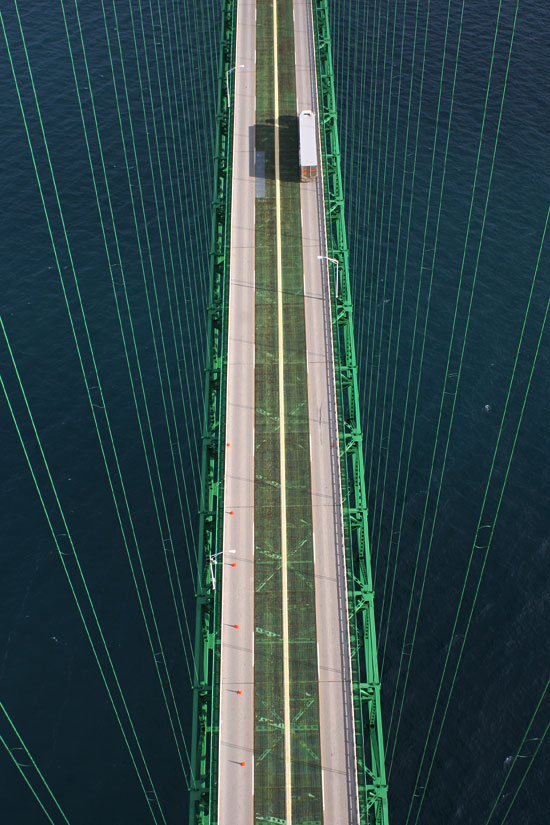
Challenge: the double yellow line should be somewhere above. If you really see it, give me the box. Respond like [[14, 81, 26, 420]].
[[272, 0, 292, 822]]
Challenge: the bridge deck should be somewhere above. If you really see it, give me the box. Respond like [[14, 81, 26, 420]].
[[218, 1, 359, 823]]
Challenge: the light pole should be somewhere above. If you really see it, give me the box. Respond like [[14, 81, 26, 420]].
[[209, 548, 236, 590], [317, 255, 339, 298], [226, 64, 245, 108]]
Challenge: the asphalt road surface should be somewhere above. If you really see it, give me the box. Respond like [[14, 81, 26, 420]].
[[217, 2, 359, 823]]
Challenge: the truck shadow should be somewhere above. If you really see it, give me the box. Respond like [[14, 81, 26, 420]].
[[249, 116, 300, 183]]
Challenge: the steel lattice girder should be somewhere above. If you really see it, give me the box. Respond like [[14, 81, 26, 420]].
[[188, 2, 236, 825], [312, 1, 389, 823], [190, 1, 389, 824]]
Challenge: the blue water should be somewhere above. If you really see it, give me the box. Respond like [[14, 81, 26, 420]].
[[1, 1, 217, 822], [332, 0, 550, 822], [0, 1, 548, 824]]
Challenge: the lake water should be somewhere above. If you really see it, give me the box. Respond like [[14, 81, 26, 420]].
[[1, 1, 548, 823]]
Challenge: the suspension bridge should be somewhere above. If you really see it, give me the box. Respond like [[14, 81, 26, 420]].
[[1, 1, 549, 825], [190, 0, 387, 822]]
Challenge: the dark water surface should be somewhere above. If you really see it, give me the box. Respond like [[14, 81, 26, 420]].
[[0, 1, 548, 824], [331, 0, 549, 823], [1, 1, 217, 822]]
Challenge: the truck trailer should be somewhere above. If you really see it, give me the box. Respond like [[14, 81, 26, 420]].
[[299, 110, 318, 182]]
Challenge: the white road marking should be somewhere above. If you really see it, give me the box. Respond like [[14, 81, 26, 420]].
[[317, 641, 320, 681]]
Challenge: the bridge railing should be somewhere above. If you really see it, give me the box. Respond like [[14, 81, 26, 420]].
[[312, 1, 389, 823], [189, 1, 389, 822]]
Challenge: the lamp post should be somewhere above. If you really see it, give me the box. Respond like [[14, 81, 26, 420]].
[[226, 64, 245, 108], [209, 548, 236, 590], [317, 255, 339, 298]]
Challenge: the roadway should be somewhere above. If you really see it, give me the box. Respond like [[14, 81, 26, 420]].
[[217, 1, 359, 822]]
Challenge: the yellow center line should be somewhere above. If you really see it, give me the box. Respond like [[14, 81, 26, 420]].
[[273, 0, 292, 822]]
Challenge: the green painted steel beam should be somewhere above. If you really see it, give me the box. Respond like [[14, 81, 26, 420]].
[[188, 2, 236, 824], [190, 2, 389, 825], [312, 1, 390, 823]]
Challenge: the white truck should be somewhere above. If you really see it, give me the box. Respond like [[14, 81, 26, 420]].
[[299, 110, 318, 182]]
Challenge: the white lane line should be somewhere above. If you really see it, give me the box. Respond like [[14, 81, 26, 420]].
[[317, 641, 320, 681], [273, 0, 292, 822]]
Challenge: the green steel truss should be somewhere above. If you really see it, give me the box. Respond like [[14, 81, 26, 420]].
[[312, 1, 389, 822], [189, 2, 389, 824], [188, 1, 235, 823]]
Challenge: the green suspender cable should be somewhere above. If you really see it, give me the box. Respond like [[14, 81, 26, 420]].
[[0, 701, 72, 825], [0, 318, 166, 824]]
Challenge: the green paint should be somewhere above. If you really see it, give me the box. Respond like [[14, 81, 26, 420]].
[[190, 2, 390, 825], [188, 2, 235, 825]]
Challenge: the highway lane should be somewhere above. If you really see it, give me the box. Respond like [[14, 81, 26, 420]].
[[217, 1, 256, 824], [218, 1, 359, 823]]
